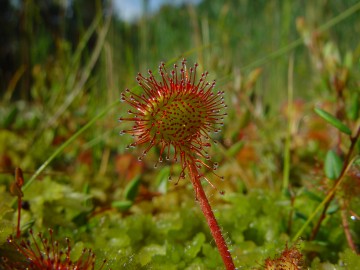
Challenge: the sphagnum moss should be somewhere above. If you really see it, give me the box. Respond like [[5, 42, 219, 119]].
[[120, 59, 235, 269]]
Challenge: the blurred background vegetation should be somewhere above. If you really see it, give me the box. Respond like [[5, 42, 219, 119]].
[[2, 0, 360, 101], [1, 0, 360, 269]]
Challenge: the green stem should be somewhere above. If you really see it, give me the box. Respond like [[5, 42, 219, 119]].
[[292, 126, 360, 241], [291, 164, 349, 242], [282, 55, 294, 192]]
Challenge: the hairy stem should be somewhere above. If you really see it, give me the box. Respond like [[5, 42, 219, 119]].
[[188, 162, 235, 270]]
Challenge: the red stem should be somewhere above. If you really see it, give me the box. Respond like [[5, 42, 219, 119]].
[[16, 196, 22, 238], [188, 162, 235, 270], [340, 200, 357, 252]]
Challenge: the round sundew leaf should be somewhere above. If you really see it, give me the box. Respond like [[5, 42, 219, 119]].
[[314, 107, 352, 135], [324, 150, 343, 180], [119, 60, 226, 178], [145, 92, 209, 143]]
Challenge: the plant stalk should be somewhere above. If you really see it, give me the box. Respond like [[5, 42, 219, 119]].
[[340, 200, 357, 252], [188, 162, 235, 270], [292, 125, 360, 242], [296, 125, 360, 241]]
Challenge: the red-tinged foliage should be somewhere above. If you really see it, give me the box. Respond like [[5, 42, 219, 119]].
[[264, 244, 304, 270], [119, 59, 226, 181], [2, 229, 107, 270]]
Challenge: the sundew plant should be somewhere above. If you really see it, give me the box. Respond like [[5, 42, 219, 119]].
[[1, 1, 360, 269], [120, 60, 234, 268]]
